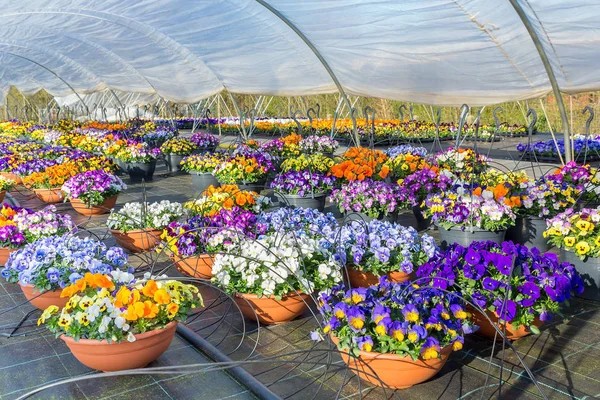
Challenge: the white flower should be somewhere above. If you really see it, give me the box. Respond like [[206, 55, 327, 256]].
[[127, 332, 136, 342], [114, 316, 130, 332]]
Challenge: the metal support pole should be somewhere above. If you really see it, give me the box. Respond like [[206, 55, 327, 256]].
[[254, 0, 359, 145], [508, 0, 572, 162]]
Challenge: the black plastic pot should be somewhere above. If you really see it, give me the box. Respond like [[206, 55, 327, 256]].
[[191, 172, 220, 194], [164, 154, 186, 173], [235, 180, 266, 193], [125, 160, 156, 183], [192, 146, 217, 154], [505, 217, 549, 251], [275, 193, 326, 211], [411, 205, 431, 231], [561, 249, 600, 300], [438, 226, 505, 248]]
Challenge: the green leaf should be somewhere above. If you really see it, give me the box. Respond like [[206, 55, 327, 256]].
[[529, 325, 541, 335]]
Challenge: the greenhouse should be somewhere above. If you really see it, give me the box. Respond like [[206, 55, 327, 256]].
[[0, 1, 599, 400]]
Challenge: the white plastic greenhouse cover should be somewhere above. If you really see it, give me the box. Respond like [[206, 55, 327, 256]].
[[0, 0, 598, 106]]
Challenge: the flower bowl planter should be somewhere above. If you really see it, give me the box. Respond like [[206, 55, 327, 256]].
[[193, 146, 217, 154], [111, 228, 162, 253], [469, 307, 542, 341], [124, 160, 156, 183], [0, 172, 21, 185], [61, 321, 177, 372], [233, 292, 311, 325], [560, 250, 600, 301], [191, 172, 220, 194], [69, 195, 118, 216], [276, 193, 326, 212], [164, 154, 186, 173], [33, 188, 64, 204], [20, 284, 68, 311], [234, 180, 266, 193], [505, 217, 550, 251], [331, 335, 452, 389], [173, 254, 214, 279], [0, 247, 17, 266], [438, 226, 505, 248], [346, 265, 412, 288]]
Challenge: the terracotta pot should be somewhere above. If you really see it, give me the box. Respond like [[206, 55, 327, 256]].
[[61, 321, 177, 372], [233, 292, 311, 325], [469, 307, 542, 341], [0, 246, 17, 266], [0, 172, 22, 184], [33, 188, 64, 204], [20, 284, 68, 311], [346, 265, 413, 287], [69, 195, 118, 216], [0, 190, 5, 203], [111, 228, 162, 253], [332, 335, 452, 389], [173, 254, 214, 279]]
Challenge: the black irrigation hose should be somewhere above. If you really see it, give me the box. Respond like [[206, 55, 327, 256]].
[[176, 323, 281, 400]]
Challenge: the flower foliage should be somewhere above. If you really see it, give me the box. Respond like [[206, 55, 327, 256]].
[[39, 271, 202, 342], [184, 185, 270, 217], [160, 137, 196, 156], [331, 179, 400, 218], [107, 201, 183, 232], [160, 207, 258, 257], [0, 205, 75, 248], [1, 236, 128, 292], [270, 170, 336, 196], [180, 153, 227, 173], [189, 131, 220, 148], [335, 221, 437, 275], [62, 170, 126, 206], [330, 147, 390, 182], [416, 241, 584, 330], [316, 278, 476, 360], [212, 232, 342, 298], [299, 135, 339, 154], [545, 207, 600, 259], [214, 155, 269, 184], [424, 186, 516, 231]]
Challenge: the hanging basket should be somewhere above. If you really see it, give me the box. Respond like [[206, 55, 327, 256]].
[[233, 292, 311, 325], [33, 188, 64, 204], [346, 265, 412, 288], [61, 321, 177, 372], [110, 228, 162, 253], [69, 195, 118, 216], [331, 335, 452, 389], [20, 284, 68, 311]]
